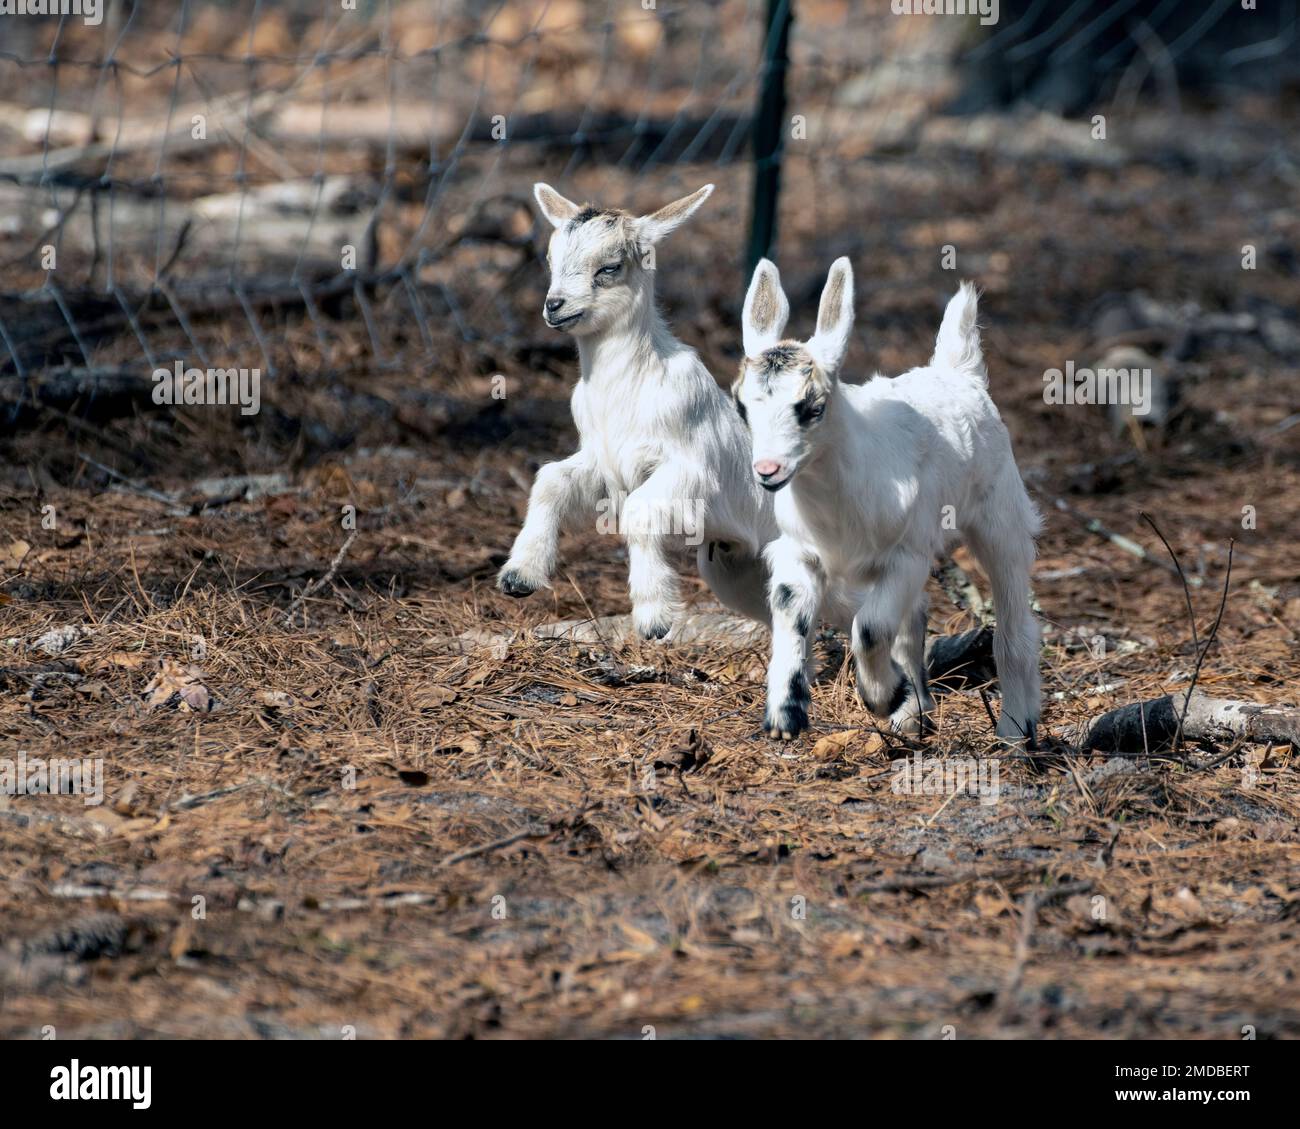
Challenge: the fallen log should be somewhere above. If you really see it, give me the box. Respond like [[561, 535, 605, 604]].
[[925, 627, 997, 690], [1075, 692, 1300, 754], [0, 102, 749, 181], [0, 91, 283, 181], [0, 175, 375, 272], [0, 274, 359, 376], [0, 367, 152, 422]]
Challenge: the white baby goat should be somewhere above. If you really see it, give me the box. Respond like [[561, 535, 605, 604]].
[[733, 257, 1042, 745], [498, 183, 777, 636]]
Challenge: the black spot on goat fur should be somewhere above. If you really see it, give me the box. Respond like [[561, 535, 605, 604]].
[[756, 343, 803, 375], [856, 621, 875, 652], [795, 614, 811, 638], [773, 583, 795, 611], [571, 205, 617, 228], [887, 677, 911, 717], [787, 668, 810, 708], [794, 392, 825, 427]]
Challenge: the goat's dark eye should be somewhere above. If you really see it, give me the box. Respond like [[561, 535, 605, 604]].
[[795, 398, 825, 426], [596, 262, 621, 277]]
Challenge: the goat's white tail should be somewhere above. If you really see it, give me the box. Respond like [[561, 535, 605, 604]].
[[931, 281, 985, 384]]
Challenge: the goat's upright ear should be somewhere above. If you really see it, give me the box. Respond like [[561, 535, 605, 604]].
[[633, 184, 714, 245], [807, 257, 854, 376], [742, 258, 789, 357], [534, 182, 581, 228]]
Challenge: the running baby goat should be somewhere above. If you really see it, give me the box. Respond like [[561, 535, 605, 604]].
[[498, 183, 777, 636], [733, 258, 1041, 745]]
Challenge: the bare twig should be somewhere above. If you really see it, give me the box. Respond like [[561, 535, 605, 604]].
[[978, 686, 999, 733], [77, 453, 185, 514], [1173, 540, 1234, 757], [856, 867, 1028, 895], [1139, 512, 1199, 653], [282, 529, 359, 627], [436, 825, 548, 868], [1001, 879, 1094, 1011], [1054, 498, 1203, 586]]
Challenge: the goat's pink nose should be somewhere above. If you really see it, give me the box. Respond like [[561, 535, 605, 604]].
[[753, 459, 782, 478]]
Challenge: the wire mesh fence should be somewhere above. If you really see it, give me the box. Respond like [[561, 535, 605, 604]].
[[0, 1, 763, 397], [0, 0, 1295, 427]]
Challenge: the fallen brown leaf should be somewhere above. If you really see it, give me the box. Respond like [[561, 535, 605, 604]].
[[143, 656, 213, 712]]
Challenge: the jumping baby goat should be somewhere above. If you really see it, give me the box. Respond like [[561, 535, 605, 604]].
[[733, 257, 1042, 745], [498, 183, 778, 636]]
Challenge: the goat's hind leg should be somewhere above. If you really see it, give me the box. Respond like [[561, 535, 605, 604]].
[[697, 541, 771, 626], [850, 553, 932, 737], [891, 591, 935, 736], [965, 500, 1041, 747], [623, 463, 694, 639], [499, 451, 602, 597]]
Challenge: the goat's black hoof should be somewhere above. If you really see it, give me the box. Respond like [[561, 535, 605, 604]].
[[498, 569, 537, 598], [855, 674, 909, 722], [996, 715, 1039, 750], [763, 702, 809, 741]]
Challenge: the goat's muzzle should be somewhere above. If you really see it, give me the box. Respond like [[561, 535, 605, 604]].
[[543, 297, 585, 330]]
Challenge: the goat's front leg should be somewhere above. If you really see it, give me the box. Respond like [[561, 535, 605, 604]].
[[498, 451, 602, 597], [621, 464, 691, 639], [762, 538, 823, 740], [851, 553, 932, 736]]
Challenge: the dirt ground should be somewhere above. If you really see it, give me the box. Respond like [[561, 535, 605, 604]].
[[2, 3, 1300, 1039]]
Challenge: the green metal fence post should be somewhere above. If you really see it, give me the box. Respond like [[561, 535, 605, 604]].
[[747, 0, 793, 275]]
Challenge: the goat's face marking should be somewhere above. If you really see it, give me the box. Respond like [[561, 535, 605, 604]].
[[735, 344, 830, 491], [734, 256, 854, 490], [533, 182, 713, 336], [540, 205, 636, 335]]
